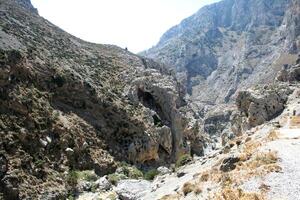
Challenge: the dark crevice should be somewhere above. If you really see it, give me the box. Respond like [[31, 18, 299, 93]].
[[137, 88, 169, 126]]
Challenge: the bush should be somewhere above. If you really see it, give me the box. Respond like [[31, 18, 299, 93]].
[[77, 170, 98, 182], [144, 169, 159, 180], [176, 154, 192, 168], [116, 162, 143, 179], [127, 166, 144, 179], [182, 182, 195, 196], [107, 173, 127, 185], [66, 170, 79, 187]]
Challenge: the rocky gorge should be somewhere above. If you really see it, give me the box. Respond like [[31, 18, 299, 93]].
[[0, 0, 300, 200]]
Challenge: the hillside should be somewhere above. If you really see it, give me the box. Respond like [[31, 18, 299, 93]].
[[0, 0, 204, 199], [1, 0, 300, 199], [142, 0, 300, 108]]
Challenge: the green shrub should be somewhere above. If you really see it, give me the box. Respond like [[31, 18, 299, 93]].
[[107, 173, 127, 185], [66, 170, 79, 187], [76, 170, 98, 182], [34, 159, 45, 168], [116, 162, 143, 179], [144, 169, 159, 180], [176, 154, 192, 168], [127, 166, 143, 179]]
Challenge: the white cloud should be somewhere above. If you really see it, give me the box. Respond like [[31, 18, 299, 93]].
[[31, 0, 220, 53]]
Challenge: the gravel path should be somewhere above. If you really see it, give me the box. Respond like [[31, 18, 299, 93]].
[[242, 117, 300, 200], [263, 125, 300, 200]]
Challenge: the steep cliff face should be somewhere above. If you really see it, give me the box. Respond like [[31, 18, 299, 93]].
[[142, 0, 300, 107], [0, 0, 204, 198]]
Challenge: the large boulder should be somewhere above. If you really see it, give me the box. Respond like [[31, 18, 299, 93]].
[[236, 84, 293, 128], [115, 179, 151, 200], [276, 62, 300, 82]]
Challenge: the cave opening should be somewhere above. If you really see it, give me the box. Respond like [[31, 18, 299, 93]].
[[137, 88, 168, 126]]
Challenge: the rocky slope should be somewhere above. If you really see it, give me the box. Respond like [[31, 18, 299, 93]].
[[0, 0, 206, 199], [77, 61, 300, 200], [142, 0, 300, 108]]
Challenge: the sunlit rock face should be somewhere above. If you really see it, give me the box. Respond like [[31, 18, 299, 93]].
[[142, 0, 300, 108], [0, 0, 205, 198]]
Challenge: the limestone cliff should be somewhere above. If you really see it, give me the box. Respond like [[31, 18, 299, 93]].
[[0, 0, 204, 198], [142, 0, 300, 108]]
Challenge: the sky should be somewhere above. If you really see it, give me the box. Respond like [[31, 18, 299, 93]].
[[31, 0, 220, 53]]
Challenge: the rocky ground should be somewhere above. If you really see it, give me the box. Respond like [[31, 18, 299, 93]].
[[1, 0, 300, 200], [73, 85, 300, 200], [0, 0, 206, 199]]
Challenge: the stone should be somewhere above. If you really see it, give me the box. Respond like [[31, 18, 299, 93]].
[[176, 172, 186, 178], [158, 126, 173, 155], [94, 176, 112, 191], [39, 139, 48, 147], [65, 148, 74, 153], [77, 181, 93, 193], [115, 179, 151, 200], [157, 166, 172, 175], [235, 84, 293, 130], [220, 156, 240, 172]]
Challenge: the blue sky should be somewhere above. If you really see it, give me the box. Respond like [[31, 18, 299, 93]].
[[31, 0, 220, 53]]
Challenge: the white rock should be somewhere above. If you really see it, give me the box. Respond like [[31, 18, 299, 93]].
[[39, 139, 48, 147], [95, 176, 111, 191], [115, 179, 151, 200], [65, 148, 74, 153], [46, 136, 52, 143], [157, 166, 172, 175]]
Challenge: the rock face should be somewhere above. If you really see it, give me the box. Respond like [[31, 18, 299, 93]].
[[0, 0, 204, 198], [276, 56, 300, 82], [232, 84, 293, 136], [142, 0, 300, 107], [115, 179, 151, 200]]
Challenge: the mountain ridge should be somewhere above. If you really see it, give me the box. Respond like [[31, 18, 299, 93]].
[[142, 0, 300, 108]]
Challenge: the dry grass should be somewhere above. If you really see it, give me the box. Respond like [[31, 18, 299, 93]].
[[194, 186, 203, 194], [160, 193, 181, 200], [243, 140, 262, 156], [249, 151, 278, 168], [182, 182, 195, 195], [181, 181, 203, 196], [214, 188, 265, 200], [266, 130, 279, 141], [199, 171, 210, 182], [290, 116, 300, 128]]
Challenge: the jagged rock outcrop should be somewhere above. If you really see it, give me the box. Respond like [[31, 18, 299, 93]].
[[0, 0, 205, 198], [276, 55, 300, 82], [231, 83, 293, 136], [142, 0, 300, 109]]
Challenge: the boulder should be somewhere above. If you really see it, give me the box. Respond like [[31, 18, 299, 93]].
[[76, 181, 93, 193], [220, 156, 240, 172], [115, 179, 151, 200], [94, 176, 112, 191], [236, 84, 293, 128], [157, 166, 172, 175]]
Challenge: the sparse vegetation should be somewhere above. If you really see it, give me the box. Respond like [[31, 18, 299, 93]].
[[182, 182, 195, 196], [290, 116, 300, 128], [176, 154, 192, 168], [107, 173, 127, 185], [144, 169, 159, 180], [214, 188, 265, 200], [66, 170, 79, 187], [267, 130, 279, 141], [76, 170, 98, 182], [160, 193, 181, 200]]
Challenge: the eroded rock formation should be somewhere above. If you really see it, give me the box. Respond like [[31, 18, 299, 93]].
[[0, 0, 205, 198]]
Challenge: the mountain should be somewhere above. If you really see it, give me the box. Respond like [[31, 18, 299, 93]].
[[0, 0, 204, 198], [142, 0, 300, 109]]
